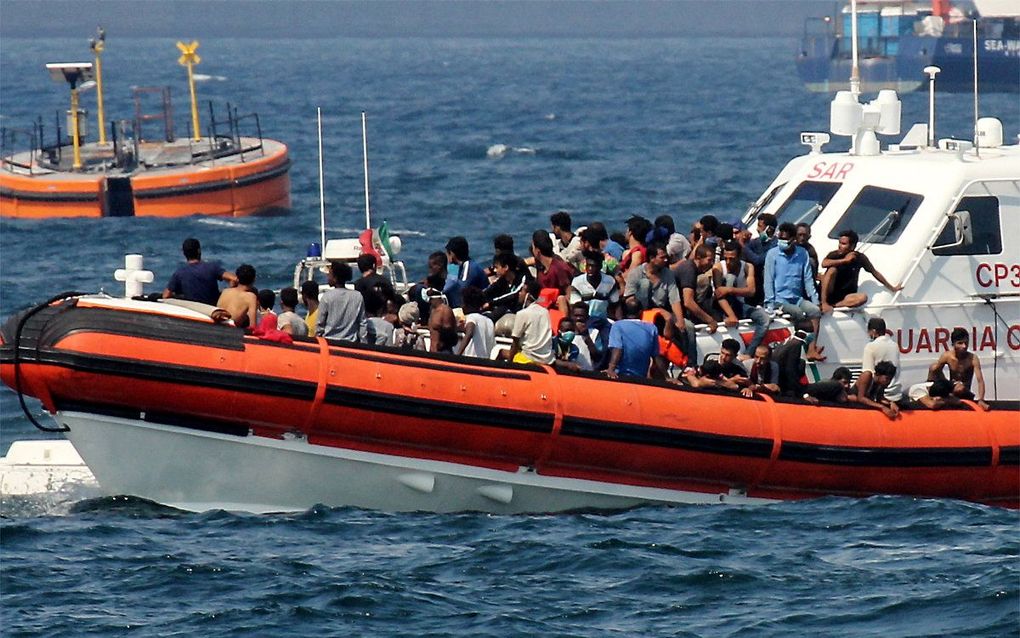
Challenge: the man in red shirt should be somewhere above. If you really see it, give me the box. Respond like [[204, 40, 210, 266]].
[[531, 229, 576, 315]]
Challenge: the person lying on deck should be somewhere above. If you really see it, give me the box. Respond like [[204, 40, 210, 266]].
[[801, 366, 854, 405], [907, 378, 962, 410]]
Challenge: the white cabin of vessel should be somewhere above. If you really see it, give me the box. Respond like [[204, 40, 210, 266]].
[[740, 112, 1019, 400]]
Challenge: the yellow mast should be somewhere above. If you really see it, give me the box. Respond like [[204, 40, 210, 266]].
[[176, 40, 202, 142], [89, 27, 107, 145], [70, 84, 83, 169]]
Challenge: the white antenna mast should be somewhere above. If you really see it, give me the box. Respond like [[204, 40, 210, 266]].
[[972, 18, 980, 156], [361, 111, 372, 230], [317, 107, 326, 251], [924, 66, 940, 147], [849, 0, 861, 97]]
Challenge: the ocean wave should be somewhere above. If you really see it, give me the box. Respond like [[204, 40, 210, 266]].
[[447, 143, 594, 161]]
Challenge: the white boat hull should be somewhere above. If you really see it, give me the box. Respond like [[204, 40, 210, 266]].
[[58, 411, 771, 514]]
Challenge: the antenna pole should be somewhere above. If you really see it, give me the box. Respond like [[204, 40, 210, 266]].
[[850, 0, 860, 97], [362, 111, 371, 230], [924, 66, 940, 147], [90, 27, 107, 145], [972, 19, 980, 156], [317, 107, 326, 251]]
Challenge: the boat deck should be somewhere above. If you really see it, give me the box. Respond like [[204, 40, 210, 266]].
[[1, 137, 288, 179]]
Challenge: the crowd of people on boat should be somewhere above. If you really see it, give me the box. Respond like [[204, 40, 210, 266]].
[[161, 212, 990, 414]]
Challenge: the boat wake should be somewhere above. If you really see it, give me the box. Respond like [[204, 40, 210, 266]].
[[2, 482, 105, 518]]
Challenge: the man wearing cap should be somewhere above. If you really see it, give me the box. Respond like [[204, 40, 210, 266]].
[[394, 301, 422, 349], [652, 214, 691, 263]]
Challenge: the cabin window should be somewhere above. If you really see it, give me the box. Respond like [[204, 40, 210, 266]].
[[932, 196, 1002, 256], [826, 186, 922, 245], [773, 181, 841, 226], [747, 182, 786, 219]]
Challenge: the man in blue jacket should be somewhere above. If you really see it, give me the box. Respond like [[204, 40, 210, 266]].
[[764, 222, 824, 360]]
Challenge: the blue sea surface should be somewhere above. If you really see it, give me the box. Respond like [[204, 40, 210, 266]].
[[1, 36, 1018, 636]]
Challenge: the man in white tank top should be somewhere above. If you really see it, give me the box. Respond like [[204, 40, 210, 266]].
[[712, 240, 771, 356]]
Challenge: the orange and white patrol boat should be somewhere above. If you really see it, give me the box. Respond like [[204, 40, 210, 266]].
[[1, 80, 1017, 513], [0, 33, 290, 219], [0, 280, 1015, 513]]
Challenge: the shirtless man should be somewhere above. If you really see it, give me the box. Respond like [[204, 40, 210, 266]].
[[216, 263, 258, 329], [425, 274, 458, 354], [928, 327, 990, 411]]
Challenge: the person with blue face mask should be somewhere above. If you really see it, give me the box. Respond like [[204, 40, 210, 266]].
[[764, 222, 825, 360], [553, 317, 582, 368]]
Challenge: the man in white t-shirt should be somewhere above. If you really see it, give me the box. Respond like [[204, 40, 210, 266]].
[[506, 280, 554, 365], [571, 302, 606, 371], [550, 211, 585, 272], [456, 286, 495, 359], [277, 286, 309, 337], [856, 317, 903, 404]]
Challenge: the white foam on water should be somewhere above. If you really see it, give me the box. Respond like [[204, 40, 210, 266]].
[[486, 143, 509, 158], [197, 217, 245, 229]]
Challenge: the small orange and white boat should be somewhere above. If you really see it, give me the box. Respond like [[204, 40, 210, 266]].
[[0, 33, 290, 219]]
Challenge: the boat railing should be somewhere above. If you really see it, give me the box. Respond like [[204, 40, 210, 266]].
[[0, 125, 40, 175], [195, 102, 266, 164], [870, 296, 1020, 311], [2, 112, 71, 173], [292, 256, 410, 296]]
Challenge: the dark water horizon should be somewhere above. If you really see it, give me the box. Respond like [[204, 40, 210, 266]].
[[1, 36, 1018, 636]]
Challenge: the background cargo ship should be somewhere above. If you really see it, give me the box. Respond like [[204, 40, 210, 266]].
[[797, 0, 1020, 93]]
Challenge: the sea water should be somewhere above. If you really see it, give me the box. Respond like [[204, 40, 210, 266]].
[[1, 36, 1018, 636]]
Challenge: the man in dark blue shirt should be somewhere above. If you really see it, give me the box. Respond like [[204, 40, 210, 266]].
[[162, 238, 236, 306]]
